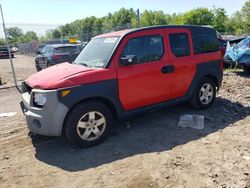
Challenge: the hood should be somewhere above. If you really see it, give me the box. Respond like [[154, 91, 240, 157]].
[[27, 63, 94, 89]]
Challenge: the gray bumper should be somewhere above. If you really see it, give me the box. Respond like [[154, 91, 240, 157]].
[[20, 89, 69, 136]]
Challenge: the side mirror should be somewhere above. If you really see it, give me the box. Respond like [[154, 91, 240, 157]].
[[119, 55, 137, 66], [37, 51, 42, 55]]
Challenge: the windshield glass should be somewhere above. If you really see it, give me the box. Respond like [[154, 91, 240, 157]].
[[74, 37, 119, 68]]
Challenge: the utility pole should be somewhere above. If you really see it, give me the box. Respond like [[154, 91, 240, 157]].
[[0, 4, 19, 92], [136, 9, 140, 28]]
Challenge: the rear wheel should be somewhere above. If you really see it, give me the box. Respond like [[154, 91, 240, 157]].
[[64, 101, 113, 147], [190, 78, 216, 109]]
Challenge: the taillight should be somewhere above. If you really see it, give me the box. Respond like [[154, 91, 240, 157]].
[[52, 55, 62, 60]]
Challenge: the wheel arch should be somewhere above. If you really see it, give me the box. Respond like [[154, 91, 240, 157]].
[[62, 96, 119, 135], [203, 74, 219, 89]]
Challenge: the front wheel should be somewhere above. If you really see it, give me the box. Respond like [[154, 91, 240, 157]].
[[190, 78, 216, 109], [64, 101, 113, 147]]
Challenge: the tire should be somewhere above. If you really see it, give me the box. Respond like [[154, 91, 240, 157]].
[[242, 65, 250, 73], [64, 101, 113, 148], [35, 60, 42, 71], [190, 77, 216, 109]]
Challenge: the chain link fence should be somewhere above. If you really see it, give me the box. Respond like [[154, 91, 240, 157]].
[[0, 22, 133, 56]]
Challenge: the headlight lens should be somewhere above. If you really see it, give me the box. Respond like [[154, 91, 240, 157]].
[[33, 93, 47, 107]]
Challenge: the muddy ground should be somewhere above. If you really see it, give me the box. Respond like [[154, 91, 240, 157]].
[[0, 55, 250, 188]]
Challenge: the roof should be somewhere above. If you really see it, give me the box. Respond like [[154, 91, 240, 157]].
[[94, 25, 216, 39]]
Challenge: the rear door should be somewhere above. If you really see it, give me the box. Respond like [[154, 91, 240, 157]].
[[114, 29, 172, 111], [166, 29, 196, 99]]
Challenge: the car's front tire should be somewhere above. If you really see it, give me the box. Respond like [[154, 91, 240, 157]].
[[190, 77, 216, 109], [64, 101, 113, 148]]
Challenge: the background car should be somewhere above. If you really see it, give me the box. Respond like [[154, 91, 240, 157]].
[[36, 44, 46, 55], [0, 46, 14, 59], [35, 44, 80, 71]]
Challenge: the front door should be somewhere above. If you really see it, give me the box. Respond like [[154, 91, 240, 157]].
[[114, 29, 172, 111]]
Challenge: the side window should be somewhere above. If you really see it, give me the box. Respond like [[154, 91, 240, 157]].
[[169, 33, 190, 57], [193, 33, 218, 54], [48, 47, 53, 53], [121, 35, 164, 64], [44, 46, 51, 54]]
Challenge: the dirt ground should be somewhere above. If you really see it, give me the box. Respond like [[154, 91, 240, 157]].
[[0, 55, 250, 188]]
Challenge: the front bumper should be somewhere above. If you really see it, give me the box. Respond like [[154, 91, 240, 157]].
[[20, 88, 69, 136]]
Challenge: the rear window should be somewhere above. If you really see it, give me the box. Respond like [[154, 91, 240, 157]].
[[169, 33, 190, 57], [193, 33, 219, 54], [55, 46, 79, 53]]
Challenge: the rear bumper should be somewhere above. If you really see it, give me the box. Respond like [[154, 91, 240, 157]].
[[20, 89, 69, 136]]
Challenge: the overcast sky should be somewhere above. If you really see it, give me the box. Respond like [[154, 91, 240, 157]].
[[0, 0, 247, 37], [0, 0, 247, 24]]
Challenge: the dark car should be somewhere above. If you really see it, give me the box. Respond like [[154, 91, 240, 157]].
[[35, 44, 80, 71], [36, 44, 46, 55], [0, 46, 14, 58]]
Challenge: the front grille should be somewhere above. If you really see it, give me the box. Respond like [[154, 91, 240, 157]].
[[21, 82, 32, 94]]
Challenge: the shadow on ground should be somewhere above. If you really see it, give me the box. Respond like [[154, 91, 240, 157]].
[[32, 97, 250, 172]]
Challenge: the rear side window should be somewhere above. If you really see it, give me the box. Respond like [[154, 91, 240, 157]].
[[121, 35, 164, 64], [55, 46, 79, 53], [169, 33, 190, 57], [193, 33, 218, 54]]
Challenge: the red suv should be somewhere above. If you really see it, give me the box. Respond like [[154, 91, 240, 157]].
[[20, 26, 223, 147]]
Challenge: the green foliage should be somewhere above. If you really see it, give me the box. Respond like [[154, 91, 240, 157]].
[[212, 7, 228, 32], [52, 29, 61, 39], [182, 8, 214, 25], [0, 38, 5, 46], [140, 10, 169, 27], [22, 31, 38, 42], [6, 27, 24, 44], [7, 1, 250, 44]]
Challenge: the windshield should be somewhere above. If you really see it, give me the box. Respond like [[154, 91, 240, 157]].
[[74, 37, 119, 68]]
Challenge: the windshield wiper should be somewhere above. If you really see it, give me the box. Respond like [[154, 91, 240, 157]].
[[81, 63, 89, 67], [74, 61, 89, 67]]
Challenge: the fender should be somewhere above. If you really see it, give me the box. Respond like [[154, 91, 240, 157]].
[[186, 60, 223, 98]]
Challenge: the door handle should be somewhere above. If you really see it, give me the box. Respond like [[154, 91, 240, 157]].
[[161, 65, 175, 74]]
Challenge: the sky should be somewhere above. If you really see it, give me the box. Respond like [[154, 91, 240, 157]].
[[0, 0, 247, 37], [0, 0, 247, 24]]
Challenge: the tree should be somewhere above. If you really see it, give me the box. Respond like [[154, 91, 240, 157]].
[[0, 38, 5, 46], [140, 10, 168, 27], [213, 7, 228, 32], [112, 8, 135, 30], [241, 0, 250, 33], [6, 27, 24, 44], [21, 31, 38, 42], [182, 8, 214, 26], [242, 0, 250, 21], [169, 13, 184, 24], [52, 29, 61, 39], [225, 11, 245, 34]]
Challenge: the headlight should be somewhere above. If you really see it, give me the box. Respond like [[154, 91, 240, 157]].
[[33, 93, 47, 107]]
